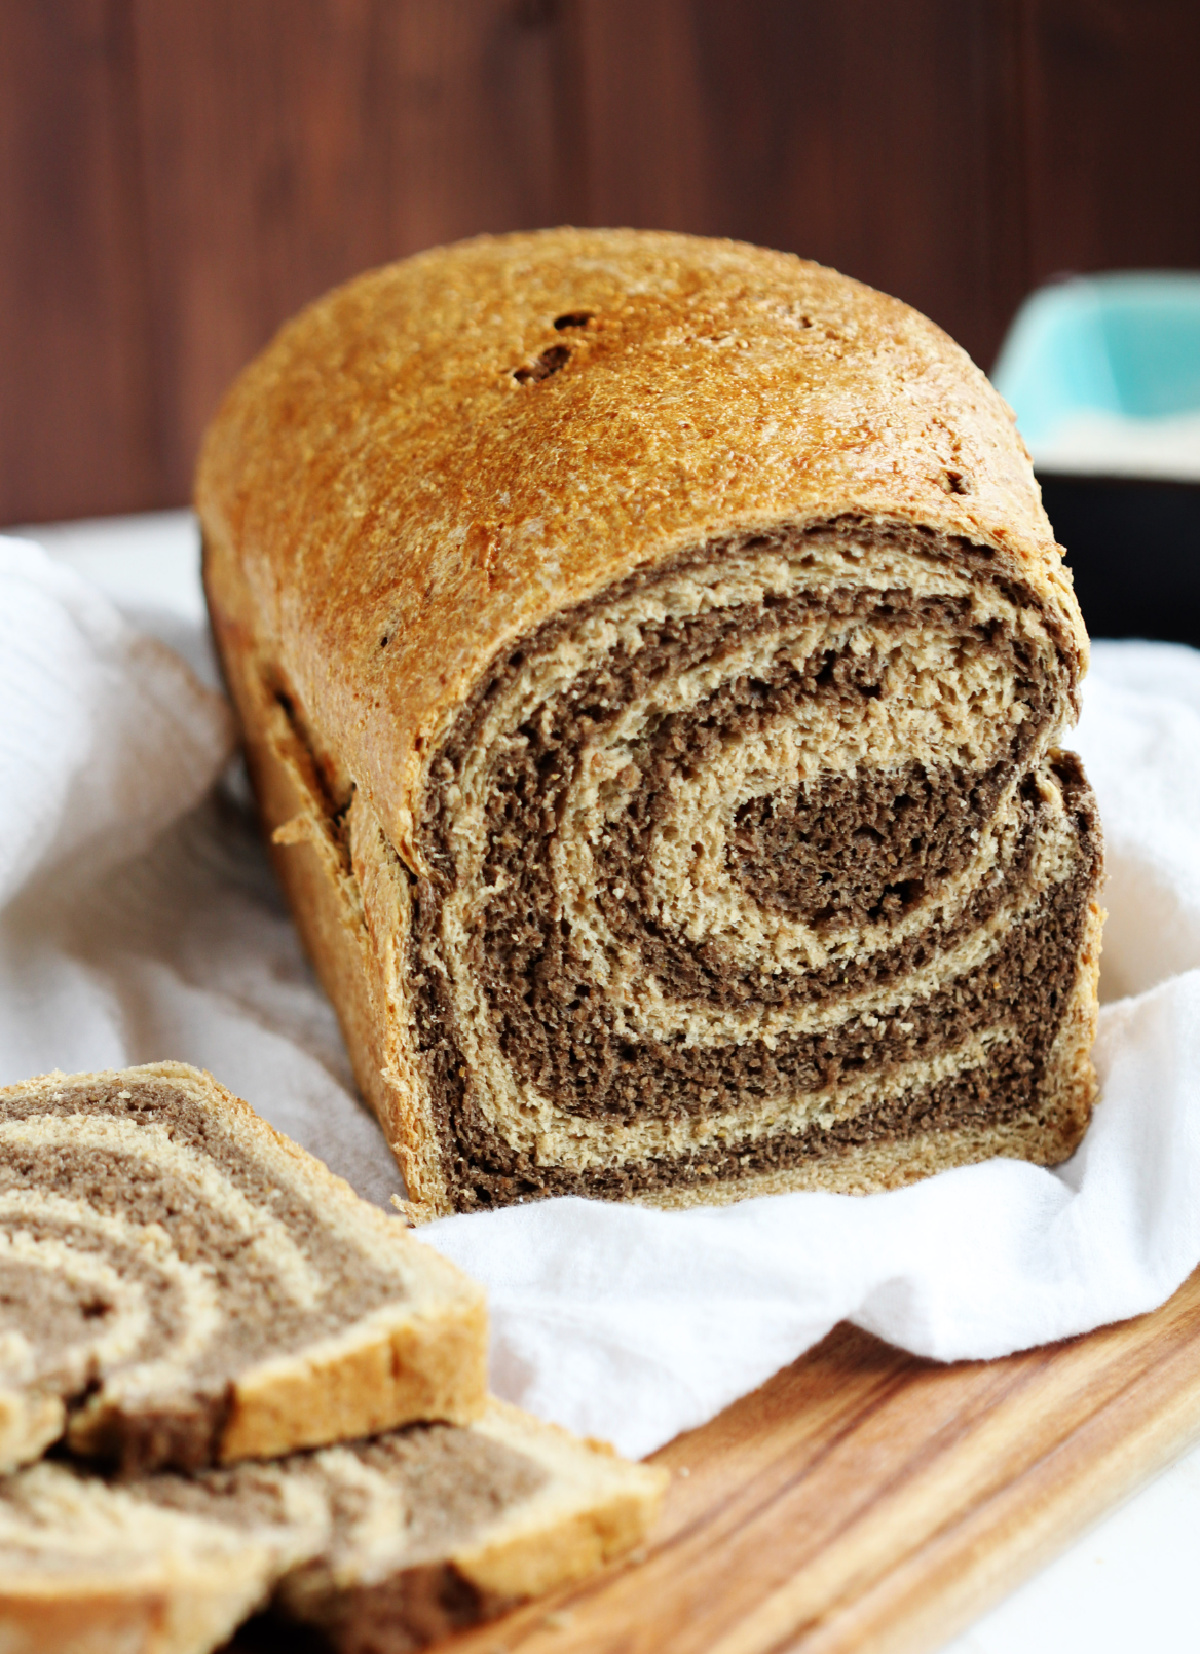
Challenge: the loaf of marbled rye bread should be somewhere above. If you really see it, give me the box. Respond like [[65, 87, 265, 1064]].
[[0, 1401, 667, 1654], [197, 228, 1104, 1221], [0, 1063, 486, 1475]]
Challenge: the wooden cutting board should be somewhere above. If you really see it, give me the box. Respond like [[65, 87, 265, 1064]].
[[443, 1264, 1200, 1654]]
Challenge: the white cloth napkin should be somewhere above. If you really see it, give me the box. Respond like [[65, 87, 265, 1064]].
[[3, 527, 1200, 1461]]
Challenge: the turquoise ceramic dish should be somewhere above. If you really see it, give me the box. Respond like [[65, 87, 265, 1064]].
[[991, 272, 1200, 450]]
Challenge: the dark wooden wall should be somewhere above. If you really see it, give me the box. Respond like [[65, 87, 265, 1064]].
[[2, 0, 1198, 525]]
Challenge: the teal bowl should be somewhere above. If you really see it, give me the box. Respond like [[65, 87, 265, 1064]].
[[992, 271, 1200, 449], [990, 273, 1200, 646]]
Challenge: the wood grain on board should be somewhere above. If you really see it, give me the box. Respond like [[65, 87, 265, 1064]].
[[3, 0, 1200, 523], [433, 1265, 1200, 1654]]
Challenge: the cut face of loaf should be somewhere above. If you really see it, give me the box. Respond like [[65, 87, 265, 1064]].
[[0, 1402, 668, 1654], [0, 1063, 486, 1474], [196, 229, 1103, 1218], [406, 524, 1104, 1211]]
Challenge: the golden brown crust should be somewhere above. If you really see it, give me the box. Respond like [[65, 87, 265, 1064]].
[[208, 613, 450, 1211], [197, 228, 1085, 875]]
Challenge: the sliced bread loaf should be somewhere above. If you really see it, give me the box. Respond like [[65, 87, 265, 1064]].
[[0, 1062, 487, 1474], [199, 228, 1103, 1219]]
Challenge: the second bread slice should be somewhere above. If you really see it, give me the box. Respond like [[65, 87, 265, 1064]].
[[0, 1062, 487, 1474]]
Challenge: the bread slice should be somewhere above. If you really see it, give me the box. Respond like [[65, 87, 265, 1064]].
[[271, 1400, 668, 1648], [198, 229, 1104, 1221], [0, 1062, 487, 1474], [0, 1402, 668, 1654]]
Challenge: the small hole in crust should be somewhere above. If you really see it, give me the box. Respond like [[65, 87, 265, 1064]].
[[553, 311, 593, 331], [514, 344, 571, 385], [379, 634, 389, 648], [944, 469, 972, 495]]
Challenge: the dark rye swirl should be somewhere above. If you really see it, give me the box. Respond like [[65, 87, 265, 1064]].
[[198, 229, 1104, 1220]]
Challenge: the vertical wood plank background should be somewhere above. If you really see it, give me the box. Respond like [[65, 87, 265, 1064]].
[[1, 0, 1197, 524]]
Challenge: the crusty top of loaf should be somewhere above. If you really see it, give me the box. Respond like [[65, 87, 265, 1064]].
[[196, 227, 1085, 871]]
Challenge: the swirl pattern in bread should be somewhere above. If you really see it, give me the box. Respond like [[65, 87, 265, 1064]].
[[409, 524, 1101, 1209]]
